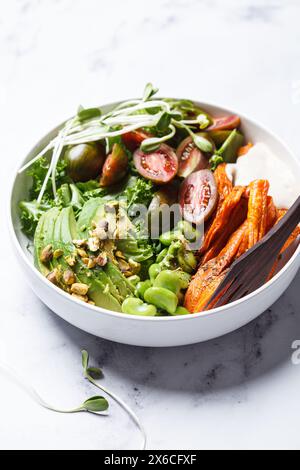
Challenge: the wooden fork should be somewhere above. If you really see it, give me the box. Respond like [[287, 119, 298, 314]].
[[205, 195, 300, 310]]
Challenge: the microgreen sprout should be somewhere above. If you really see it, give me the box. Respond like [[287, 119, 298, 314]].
[[18, 84, 213, 204], [197, 114, 210, 129], [173, 120, 213, 153], [209, 154, 224, 171], [0, 357, 108, 416], [81, 350, 147, 450]]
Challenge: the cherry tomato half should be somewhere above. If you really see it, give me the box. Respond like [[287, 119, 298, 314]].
[[122, 130, 152, 152], [176, 136, 209, 178], [207, 115, 241, 132], [179, 170, 218, 225], [100, 143, 128, 187], [133, 144, 178, 184]]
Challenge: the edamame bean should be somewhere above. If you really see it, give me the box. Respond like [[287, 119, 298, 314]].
[[135, 280, 152, 300], [159, 230, 182, 246], [178, 249, 197, 273], [156, 248, 168, 264], [177, 221, 199, 242], [144, 287, 178, 314], [176, 271, 191, 289], [127, 275, 140, 287], [171, 306, 190, 316], [153, 270, 182, 295], [149, 264, 162, 283], [121, 297, 157, 316]]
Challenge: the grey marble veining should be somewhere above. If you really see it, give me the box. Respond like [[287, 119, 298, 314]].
[[0, 0, 300, 450]]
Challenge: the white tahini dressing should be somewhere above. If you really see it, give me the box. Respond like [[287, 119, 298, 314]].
[[226, 143, 299, 209]]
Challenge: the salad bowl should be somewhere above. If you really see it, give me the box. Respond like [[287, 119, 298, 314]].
[[9, 100, 300, 347]]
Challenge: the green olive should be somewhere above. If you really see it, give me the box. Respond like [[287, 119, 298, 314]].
[[65, 142, 105, 182]]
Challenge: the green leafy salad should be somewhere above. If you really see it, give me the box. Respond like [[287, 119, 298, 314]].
[[19, 84, 245, 316]]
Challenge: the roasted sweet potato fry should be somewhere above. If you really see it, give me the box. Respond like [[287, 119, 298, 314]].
[[247, 180, 269, 249], [201, 197, 248, 264], [200, 186, 246, 255], [266, 196, 278, 231], [214, 163, 233, 209], [185, 271, 227, 313], [236, 196, 276, 259], [185, 221, 248, 313], [238, 143, 253, 157]]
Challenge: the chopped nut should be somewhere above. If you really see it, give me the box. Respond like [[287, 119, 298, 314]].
[[124, 271, 134, 278], [71, 293, 89, 303], [116, 250, 126, 260], [118, 258, 131, 273], [87, 258, 97, 269], [53, 249, 64, 259], [40, 245, 53, 264], [63, 269, 76, 286], [105, 202, 118, 213], [77, 248, 88, 258], [128, 258, 141, 274], [46, 269, 59, 285], [71, 283, 89, 296], [98, 220, 109, 231], [65, 254, 76, 267], [93, 226, 108, 241], [73, 239, 87, 248], [88, 237, 100, 252], [95, 252, 108, 267], [82, 257, 90, 266]]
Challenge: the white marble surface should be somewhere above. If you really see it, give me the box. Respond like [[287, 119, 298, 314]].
[[1, 0, 300, 450]]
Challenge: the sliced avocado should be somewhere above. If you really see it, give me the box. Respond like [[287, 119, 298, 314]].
[[77, 198, 104, 237], [216, 129, 244, 164], [34, 207, 60, 275], [104, 262, 135, 298], [94, 266, 124, 303], [34, 212, 47, 274], [85, 280, 122, 312], [75, 261, 122, 312], [60, 207, 78, 244]]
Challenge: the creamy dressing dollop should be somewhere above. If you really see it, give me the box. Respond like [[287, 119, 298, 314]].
[[226, 143, 299, 209]]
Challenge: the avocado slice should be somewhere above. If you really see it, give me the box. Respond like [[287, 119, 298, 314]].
[[34, 212, 47, 275], [75, 262, 122, 312], [59, 207, 122, 311], [104, 262, 135, 298], [60, 207, 78, 246], [34, 207, 60, 275], [77, 198, 104, 237]]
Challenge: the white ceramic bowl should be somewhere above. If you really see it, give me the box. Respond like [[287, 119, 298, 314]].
[[9, 100, 300, 347]]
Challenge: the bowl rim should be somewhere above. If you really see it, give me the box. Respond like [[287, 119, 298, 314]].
[[8, 98, 300, 323]]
